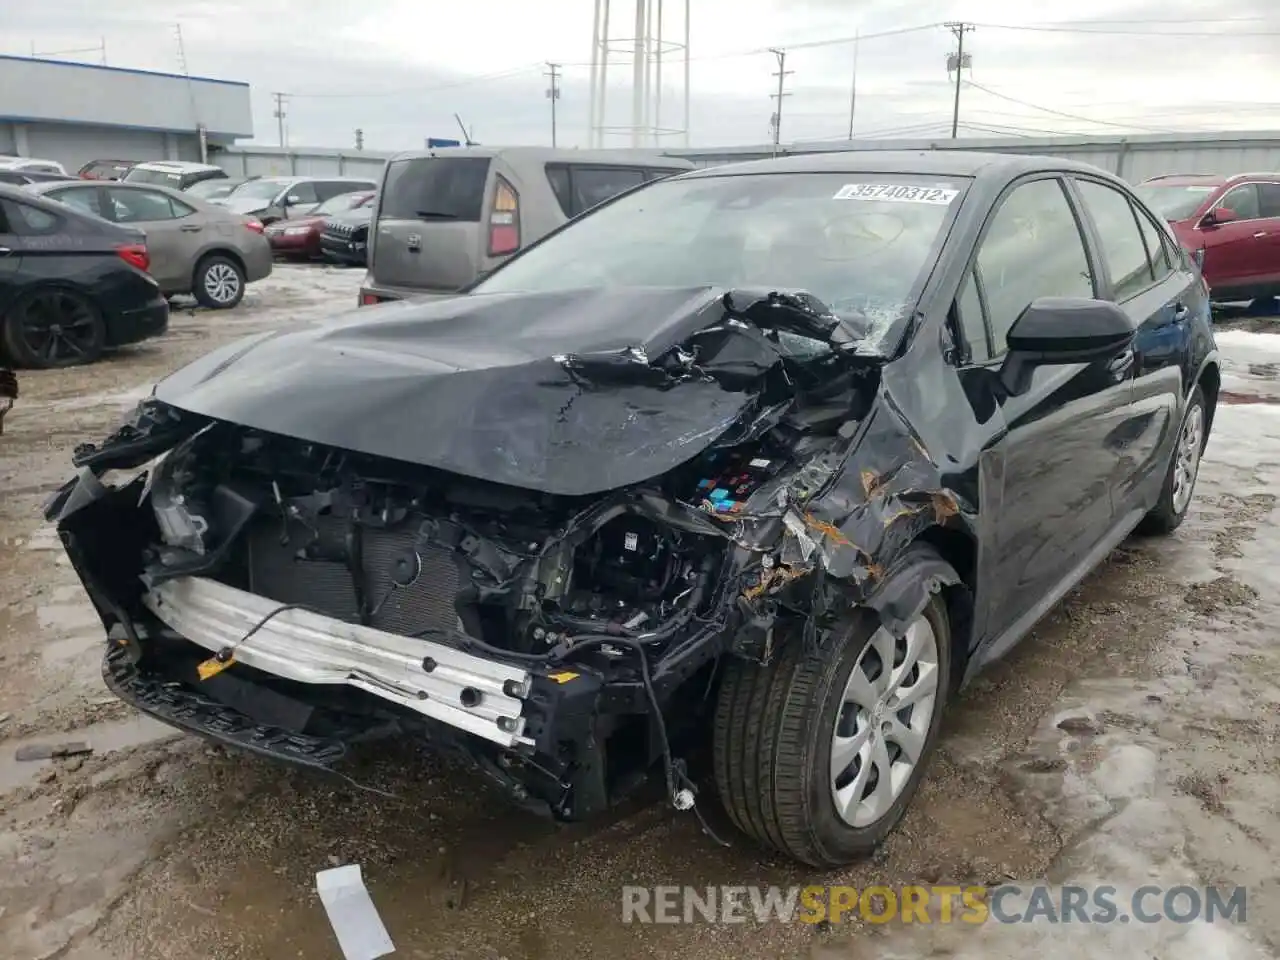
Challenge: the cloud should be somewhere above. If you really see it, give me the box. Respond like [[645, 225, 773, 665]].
[[4, 0, 1278, 150]]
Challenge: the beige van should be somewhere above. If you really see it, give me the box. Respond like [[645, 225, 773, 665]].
[[358, 146, 694, 305]]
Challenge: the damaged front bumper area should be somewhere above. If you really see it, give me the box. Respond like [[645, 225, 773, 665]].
[[44, 400, 764, 818]]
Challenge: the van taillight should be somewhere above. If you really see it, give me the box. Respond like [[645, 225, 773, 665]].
[[360, 293, 379, 306], [116, 243, 150, 272], [488, 177, 520, 256]]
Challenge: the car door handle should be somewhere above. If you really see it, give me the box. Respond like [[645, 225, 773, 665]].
[[179, 224, 203, 232], [1108, 349, 1135, 378], [0, 246, 11, 256], [1255, 231, 1268, 238]]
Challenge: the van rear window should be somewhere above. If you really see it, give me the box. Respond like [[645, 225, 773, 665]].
[[381, 157, 490, 221]]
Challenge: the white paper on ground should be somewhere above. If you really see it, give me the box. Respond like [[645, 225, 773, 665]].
[[316, 864, 396, 960]]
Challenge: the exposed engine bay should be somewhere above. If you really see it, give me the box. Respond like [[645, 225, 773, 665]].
[[46, 285, 957, 822]]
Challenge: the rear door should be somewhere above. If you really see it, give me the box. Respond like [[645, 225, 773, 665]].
[[1069, 176, 1200, 517], [105, 186, 201, 290], [371, 155, 491, 292]]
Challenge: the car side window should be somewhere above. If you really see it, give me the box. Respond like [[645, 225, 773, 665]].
[[170, 197, 197, 218], [545, 164, 573, 217], [570, 166, 646, 216], [1134, 208, 1174, 281], [1074, 179, 1154, 301], [1218, 183, 1260, 219], [49, 187, 105, 219], [953, 271, 991, 363], [1, 198, 63, 236], [1258, 183, 1280, 219], [287, 182, 318, 205], [107, 188, 179, 223], [975, 178, 1095, 353]]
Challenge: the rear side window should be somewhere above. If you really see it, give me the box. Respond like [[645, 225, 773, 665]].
[[381, 157, 490, 221], [1258, 183, 1280, 219], [1, 198, 63, 236], [50, 187, 105, 218], [545, 165, 572, 216], [1074, 179, 1154, 301]]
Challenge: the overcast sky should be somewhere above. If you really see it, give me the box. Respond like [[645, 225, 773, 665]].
[[4, 0, 1278, 151]]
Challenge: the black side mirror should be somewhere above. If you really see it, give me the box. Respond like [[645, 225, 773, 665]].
[[999, 296, 1136, 397]]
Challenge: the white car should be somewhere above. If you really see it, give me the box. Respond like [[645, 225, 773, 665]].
[[0, 155, 66, 176]]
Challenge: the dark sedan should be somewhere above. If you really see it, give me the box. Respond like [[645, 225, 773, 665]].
[[45, 151, 1216, 866], [0, 184, 168, 368]]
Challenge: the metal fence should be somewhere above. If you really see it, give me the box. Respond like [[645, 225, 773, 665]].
[[210, 130, 1280, 186]]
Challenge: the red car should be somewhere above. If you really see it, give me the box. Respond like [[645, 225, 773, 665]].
[[263, 190, 375, 260], [1136, 172, 1280, 303]]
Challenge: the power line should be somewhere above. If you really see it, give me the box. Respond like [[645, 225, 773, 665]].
[[945, 22, 974, 139], [972, 21, 1280, 37], [544, 62, 562, 148], [768, 48, 793, 157], [962, 79, 1172, 132]]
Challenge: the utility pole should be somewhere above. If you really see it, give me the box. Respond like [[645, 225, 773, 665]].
[[846, 28, 860, 139], [273, 92, 288, 148], [945, 22, 974, 139], [544, 62, 562, 147], [768, 47, 792, 158]]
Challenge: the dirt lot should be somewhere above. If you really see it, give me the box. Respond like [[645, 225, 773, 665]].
[[2, 268, 1279, 959]]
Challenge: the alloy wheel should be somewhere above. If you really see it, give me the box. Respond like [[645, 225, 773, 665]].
[[1171, 403, 1204, 515], [203, 262, 241, 305], [830, 615, 940, 828], [14, 292, 100, 366]]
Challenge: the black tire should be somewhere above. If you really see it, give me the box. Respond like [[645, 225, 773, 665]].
[[713, 550, 954, 867], [1137, 384, 1207, 535], [193, 254, 246, 310], [1, 287, 106, 369]]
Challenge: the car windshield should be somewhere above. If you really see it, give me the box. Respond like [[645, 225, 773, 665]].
[[187, 179, 240, 200], [472, 171, 968, 353], [125, 168, 186, 186], [1135, 184, 1218, 220], [229, 179, 288, 200], [314, 192, 368, 215]]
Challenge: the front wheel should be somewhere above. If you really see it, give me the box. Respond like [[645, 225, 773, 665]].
[[713, 560, 953, 866], [1138, 384, 1207, 535], [193, 255, 245, 310]]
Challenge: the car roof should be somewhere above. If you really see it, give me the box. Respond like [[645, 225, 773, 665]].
[[0, 156, 61, 168], [131, 160, 222, 172], [1141, 172, 1280, 186], [677, 150, 1120, 183], [388, 145, 694, 168]]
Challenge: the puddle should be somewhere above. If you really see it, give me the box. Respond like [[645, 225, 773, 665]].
[[0, 715, 180, 793]]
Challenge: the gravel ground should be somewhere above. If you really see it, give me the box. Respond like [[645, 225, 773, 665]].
[[1, 269, 1279, 959]]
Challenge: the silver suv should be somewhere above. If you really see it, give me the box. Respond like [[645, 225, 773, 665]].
[[214, 176, 380, 225], [360, 146, 693, 304]]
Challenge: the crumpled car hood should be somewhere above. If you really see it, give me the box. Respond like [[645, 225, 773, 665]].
[[152, 285, 841, 496]]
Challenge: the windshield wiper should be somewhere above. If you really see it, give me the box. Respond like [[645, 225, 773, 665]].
[[415, 210, 458, 220]]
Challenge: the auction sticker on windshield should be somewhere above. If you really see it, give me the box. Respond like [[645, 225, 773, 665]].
[[833, 183, 959, 204]]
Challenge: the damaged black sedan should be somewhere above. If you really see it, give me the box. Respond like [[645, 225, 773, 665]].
[[46, 151, 1218, 867]]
